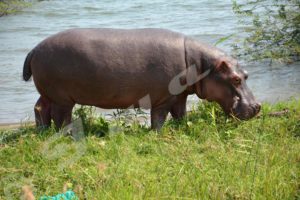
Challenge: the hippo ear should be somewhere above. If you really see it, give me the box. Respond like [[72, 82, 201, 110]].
[[216, 61, 229, 73]]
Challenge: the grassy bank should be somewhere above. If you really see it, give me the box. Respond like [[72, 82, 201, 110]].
[[0, 0, 30, 17], [0, 100, 299, 199]]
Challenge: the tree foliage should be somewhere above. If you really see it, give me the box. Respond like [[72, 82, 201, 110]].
[[0, 0, 29, 17], [233, 0, 300, 63]]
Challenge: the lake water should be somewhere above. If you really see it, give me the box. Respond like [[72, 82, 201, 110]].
[[0, 0, 299, 123]]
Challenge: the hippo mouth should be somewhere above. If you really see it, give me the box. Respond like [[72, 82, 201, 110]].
[[230, 96, 261, 120]]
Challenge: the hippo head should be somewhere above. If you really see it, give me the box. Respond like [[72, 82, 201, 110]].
[[195, 59, 261, 120]]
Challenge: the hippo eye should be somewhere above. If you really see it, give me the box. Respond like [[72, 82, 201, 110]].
[[243, 70, 249, 80], [233, 77, 241, 85]]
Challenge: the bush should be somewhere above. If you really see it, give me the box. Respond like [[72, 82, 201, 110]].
[[233, 0, 300, 63]]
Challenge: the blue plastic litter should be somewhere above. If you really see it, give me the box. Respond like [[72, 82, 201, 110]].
[[39, 190, 78, 200]]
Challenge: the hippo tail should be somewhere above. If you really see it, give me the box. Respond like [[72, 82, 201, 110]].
[[23, 50, 34, 81]]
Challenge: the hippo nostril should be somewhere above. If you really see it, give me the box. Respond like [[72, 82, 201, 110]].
[[252, 103, 261, 114], [249, 103, 261, 116]]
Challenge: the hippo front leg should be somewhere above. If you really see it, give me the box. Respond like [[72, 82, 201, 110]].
[[170, 94, 187, 120], [150, 106, 170, 130]]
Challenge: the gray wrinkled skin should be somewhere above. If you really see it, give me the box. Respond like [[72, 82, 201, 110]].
[[23, 28, 260, 130]]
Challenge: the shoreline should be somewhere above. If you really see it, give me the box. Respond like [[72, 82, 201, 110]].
[[0, 121, 34, 130], [1, 97, 299, 130]]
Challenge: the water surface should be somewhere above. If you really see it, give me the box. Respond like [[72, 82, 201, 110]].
[[0, 0, 299, 123]]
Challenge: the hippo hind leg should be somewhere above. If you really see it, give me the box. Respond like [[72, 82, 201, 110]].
[[50, 103, 74, 130], [34, 96, 51, 128]]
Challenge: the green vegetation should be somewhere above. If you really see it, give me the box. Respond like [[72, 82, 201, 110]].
[[0, 100, 300, 199], [232, 0, 300, 63], [0, 0, 30, 17]]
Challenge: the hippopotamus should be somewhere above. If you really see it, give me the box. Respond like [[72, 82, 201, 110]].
[[23, 28, 260, 130]]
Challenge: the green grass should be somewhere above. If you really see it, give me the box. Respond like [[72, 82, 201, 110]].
[[0, 100, 299, 199]]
